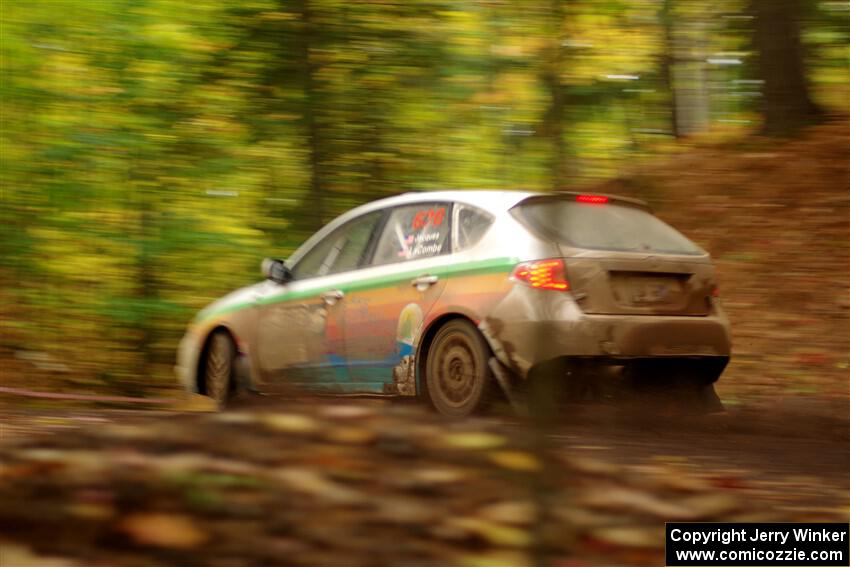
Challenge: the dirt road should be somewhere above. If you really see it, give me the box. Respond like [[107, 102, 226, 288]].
[[0, 398, 847, 566]]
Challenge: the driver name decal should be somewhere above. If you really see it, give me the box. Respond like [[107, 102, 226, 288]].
[[409, 231, 441, 258]]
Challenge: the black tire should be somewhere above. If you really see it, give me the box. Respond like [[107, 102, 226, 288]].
[[425, 319, 493, 417], [204, 331, 235, 409]]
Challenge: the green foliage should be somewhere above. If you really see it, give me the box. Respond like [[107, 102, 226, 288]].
[[0, 0, 845, 394]]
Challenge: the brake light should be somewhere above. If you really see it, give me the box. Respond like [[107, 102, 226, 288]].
[[576, 194, 609, 204], [511, 259, 569, 291], [711, 284, 720, 297]]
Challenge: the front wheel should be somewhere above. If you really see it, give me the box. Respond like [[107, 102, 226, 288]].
[[204, 331, 235, 409], [425, 319, 493, 417]]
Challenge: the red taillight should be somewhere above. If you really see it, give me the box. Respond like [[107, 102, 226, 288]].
[[511, 259, 569, 291], [576, 194, 609, 204], [711, 284, 720, 297]]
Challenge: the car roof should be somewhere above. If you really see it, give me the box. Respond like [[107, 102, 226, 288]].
[[342, 189, 649, 219], [347, 190, 541, 217], [288, 189, 649, 265]]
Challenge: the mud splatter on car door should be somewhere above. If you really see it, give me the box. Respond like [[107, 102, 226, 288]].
[[342, 203, 451, 393]]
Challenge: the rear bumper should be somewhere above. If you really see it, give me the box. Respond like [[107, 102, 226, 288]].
[[480, 286, 731, 379]]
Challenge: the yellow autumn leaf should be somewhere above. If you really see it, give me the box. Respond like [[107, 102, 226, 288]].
[[448, 517, 532, 547], [119, 513, 208, 549], [261, 413, 319, 434], [442, 432, 507, 450], [589, 526, 664, 549], [488, 451, 542, 472]]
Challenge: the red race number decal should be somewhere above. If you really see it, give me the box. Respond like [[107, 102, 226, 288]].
[[412, 207, 445, 230]]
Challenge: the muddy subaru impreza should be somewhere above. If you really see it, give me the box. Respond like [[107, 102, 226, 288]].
[[176, 191, 730, 415]]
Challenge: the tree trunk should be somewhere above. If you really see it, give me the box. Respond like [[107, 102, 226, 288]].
[[295, 0, 326, 231], [660, 0, 681, 139], [674, 20, 710, 136], [752, 0, 821, 136], [540, 0, 567, 190]]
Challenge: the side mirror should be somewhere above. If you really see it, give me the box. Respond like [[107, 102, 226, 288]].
[[262, 258, 294, 284]]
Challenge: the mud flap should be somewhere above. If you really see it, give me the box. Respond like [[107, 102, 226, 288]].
[[488, 357, 526, 416], [478, 319, 517, 373]]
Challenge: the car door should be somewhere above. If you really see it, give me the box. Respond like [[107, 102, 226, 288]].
[[342, 202, 452, 395], [255, 211, 384, 391]]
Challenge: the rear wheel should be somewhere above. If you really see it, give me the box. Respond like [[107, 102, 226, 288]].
[[425, 319, 493, 417], [204, 331, 235, 409]]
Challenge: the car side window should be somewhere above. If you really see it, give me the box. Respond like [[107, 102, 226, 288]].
[[371, 203, 451, 266], [454, 204, 494, 251], [331, 212, 383, 273], [291, 211, 383, 280]]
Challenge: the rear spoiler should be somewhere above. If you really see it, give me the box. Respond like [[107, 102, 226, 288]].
[[511, 192, 652, 213]]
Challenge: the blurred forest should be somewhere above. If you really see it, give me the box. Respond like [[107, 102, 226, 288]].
[[1, 0, 847, 396]]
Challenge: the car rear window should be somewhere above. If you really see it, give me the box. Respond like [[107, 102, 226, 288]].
[[454, 204, 493, 251], [514, 199, 703, 255]]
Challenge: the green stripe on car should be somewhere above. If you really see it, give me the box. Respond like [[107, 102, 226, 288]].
[[195, 256, 518, 324]]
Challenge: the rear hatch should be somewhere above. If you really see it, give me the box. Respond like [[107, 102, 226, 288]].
[[512, 194, 716, 316]]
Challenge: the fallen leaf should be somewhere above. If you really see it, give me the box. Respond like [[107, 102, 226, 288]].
[[405, 467, 472, 487], [679, 493, 741, 517], [587, 526, 663, 549], [274, 468, 365, 504], [580, 485, 698, 520], [562, 455, 622, 476], [68, 503, 115, 521], [488, 451, 541, 472], [628, 464, 712, 492], [375, 496, 439, 524], [458, 551, 533, 567], [442, 432, 506, 450], [119, 513, 208, 549], [443, 517, 532, 547], [320, 404, 375, 419], [0, 544, 82, 567], [324, 427, 377, 445], [169, 393, 218, 412], [212, 412, 258, 424], [261, 414, 319, 434]]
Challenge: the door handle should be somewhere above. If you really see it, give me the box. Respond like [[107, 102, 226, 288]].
[[411, 275, 439, 289], [321, 289, 345, 304]]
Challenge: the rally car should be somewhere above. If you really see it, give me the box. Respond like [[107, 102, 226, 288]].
[[176, 191, 730, 415]]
